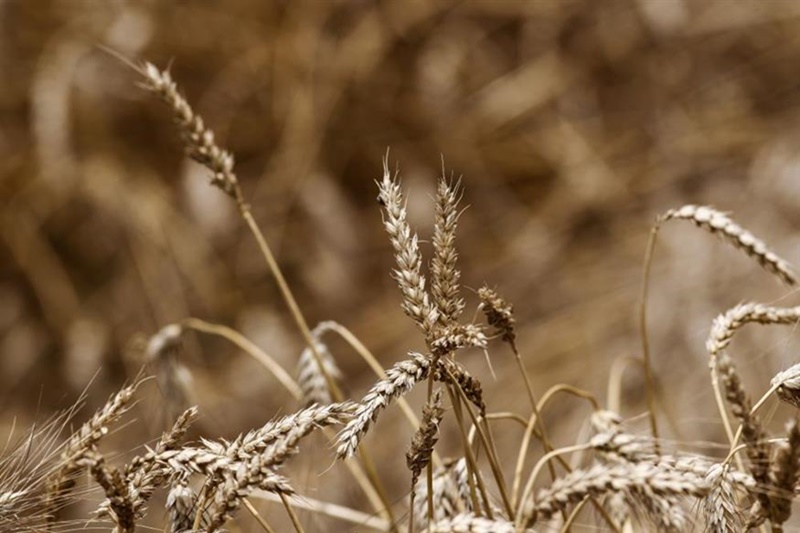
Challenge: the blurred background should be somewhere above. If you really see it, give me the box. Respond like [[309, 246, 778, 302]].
[[5, 0, 800, 529]]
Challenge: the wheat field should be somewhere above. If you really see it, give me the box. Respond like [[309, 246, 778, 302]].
[[6, 1, 800, 532]]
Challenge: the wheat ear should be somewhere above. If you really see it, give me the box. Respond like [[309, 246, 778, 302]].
[[523, 460, 710, 528], [660, 205, 796, 285], [45, 380, 140, 521], [296, 322, 343, 406], [430, 173, 465, 325], [377, 157, 438, 337], [337, 352, 431, 459]]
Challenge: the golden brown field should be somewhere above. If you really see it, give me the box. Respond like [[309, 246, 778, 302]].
[[5, 1, 800, 531]]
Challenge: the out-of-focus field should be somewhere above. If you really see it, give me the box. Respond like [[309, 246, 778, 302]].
[[5, 0, 800, 528]]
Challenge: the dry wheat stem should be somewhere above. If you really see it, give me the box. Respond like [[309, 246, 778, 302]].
[[638, 222, 662, 451], [252, 490, 391, 531], [279, 492, 305, 533], [441, 367, 513, 518], [243, 498, 278, 533], [182, 318, 302, 401], [512, 384, 599, 508]]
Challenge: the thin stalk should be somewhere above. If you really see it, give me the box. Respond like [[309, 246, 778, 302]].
[[356, 446, 398, 532], [515, 443, 594, 526], [182, 317, 302, 400], [426, 374, 435, 523], [251, 491, 390, 531], [443, 366, 513, 519], [408, 490, 415, 533], [445, 385, 489, 517], [244, 498, 277, 533], [560, 497, 589, 532], [512, 384, 599, 508], [242, 210, 342, 400], [507, 339, 558, 498], [193, 482, 210, 531], [638, 222, 661, 451], [279, 493, 305, 533]]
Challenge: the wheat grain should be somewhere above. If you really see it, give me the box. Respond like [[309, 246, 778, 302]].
[[436, 359, 486, 415], [207, 455, 294, 531], [707, 303, 800, 360], [230, 402, 353, 464], [430, 324, 487, 359]]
